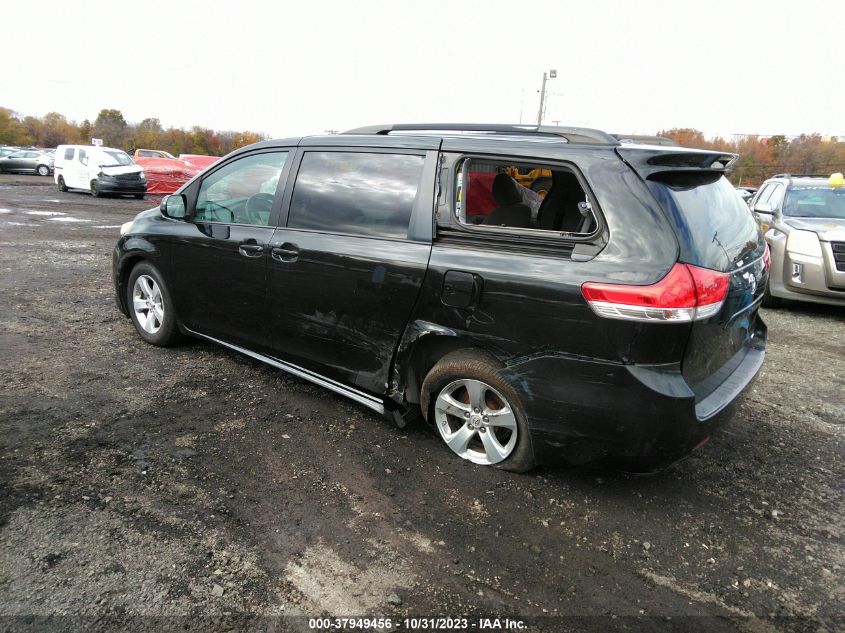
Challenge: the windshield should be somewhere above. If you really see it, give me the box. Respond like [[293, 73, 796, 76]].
[[101, 150, 134, 166], [783, 186, 845, 219]]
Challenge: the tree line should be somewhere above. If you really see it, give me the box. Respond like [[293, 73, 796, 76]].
[[0, 107, 265, 157], [658, 128, 845, 186], [2, 108, 843, 183]]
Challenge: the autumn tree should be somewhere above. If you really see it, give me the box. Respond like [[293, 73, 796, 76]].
[[131, 117, 164, 151], [2, 106, 275, 157], [658, 128, 708, 149], [21, 116, 42, 145], [78, 119, 93, 144], [39, 112, 75, 147], [93, 108, 128, 147], [0, 107, 30, 145]]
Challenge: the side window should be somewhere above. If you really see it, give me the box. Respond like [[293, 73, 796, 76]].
[[139, 150, 153, 157], [195, 151, 288, 226], [754, 184, 773, 206], [78, 149, 87, 164], [767, 184, 785, 211], [456, 159, 597, 234], [288, 152, 425, 239], [64, 148, 75, 160]]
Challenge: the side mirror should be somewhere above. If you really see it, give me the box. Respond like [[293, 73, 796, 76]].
[[753, 203, 775, 232], [161, 194, 187, 219]]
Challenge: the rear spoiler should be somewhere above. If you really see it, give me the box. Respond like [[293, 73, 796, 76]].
[[616, 146, 737, 179]]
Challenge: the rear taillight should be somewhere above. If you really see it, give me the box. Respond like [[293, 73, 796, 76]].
[[762, 243, 771, 270], [581, 263, 729, 323]]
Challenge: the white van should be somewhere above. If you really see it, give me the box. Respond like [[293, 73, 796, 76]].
[[54, 145, 147, 199]]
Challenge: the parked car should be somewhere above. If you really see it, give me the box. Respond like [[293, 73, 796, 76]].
[[134, 149, 176, 159], [736, 186, 757, 203], [750, 173, 845, 307], [113, 123, 769, 472], [0, 149, 54, 176], [0, 146, 21, 158], [54, 145, 146, 198]]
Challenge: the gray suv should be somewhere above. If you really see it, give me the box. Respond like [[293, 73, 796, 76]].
[[751, 173, 845, 307]]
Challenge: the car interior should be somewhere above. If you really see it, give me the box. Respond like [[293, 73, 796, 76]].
[[459, 160, 597, 234]]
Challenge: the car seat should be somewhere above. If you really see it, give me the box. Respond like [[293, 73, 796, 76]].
[[483, 174, 532, 228], [537, 171, 594, 232]]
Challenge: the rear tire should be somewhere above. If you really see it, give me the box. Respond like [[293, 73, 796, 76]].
[[57, 175, 68, 192], [421, 349, 535, 472], [134, 194, 145, 200], [126, 261, 182, 347]]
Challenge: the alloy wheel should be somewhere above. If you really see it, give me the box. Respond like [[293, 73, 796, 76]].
[[434, 379, 518, 465], [132, 275, 164, 334]]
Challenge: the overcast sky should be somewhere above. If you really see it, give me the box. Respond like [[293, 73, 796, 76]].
[[2, 0, 840, 139]]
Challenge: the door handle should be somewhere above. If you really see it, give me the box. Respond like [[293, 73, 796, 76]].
[[271, 243, 299, 263], [238, 242, 264, 258]]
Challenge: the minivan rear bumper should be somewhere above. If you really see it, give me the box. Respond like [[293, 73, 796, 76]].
[[501, 319, 766, 468]]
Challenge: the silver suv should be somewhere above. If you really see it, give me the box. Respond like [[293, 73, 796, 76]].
[[751, 173, 845, 307]]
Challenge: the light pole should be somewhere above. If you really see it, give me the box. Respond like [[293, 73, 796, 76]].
[[537, 69, 557, 126]]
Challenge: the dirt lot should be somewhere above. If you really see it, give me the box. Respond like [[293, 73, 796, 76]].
[[0, 174, 843, 632]]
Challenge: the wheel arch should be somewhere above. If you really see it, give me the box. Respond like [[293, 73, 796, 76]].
[[115, 240, 162, 316], [389, 320, 507, 418]]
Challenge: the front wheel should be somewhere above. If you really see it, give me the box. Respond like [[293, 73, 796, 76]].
[[127, 261, 182, 346], [57, 175, 68, 192], [90, 180, 101, 197], [421, 350, 535, 472], [37, 165, 50, 176]]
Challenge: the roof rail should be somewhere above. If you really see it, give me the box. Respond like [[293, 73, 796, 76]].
[[771, 173, 830, 179], [342, 123, 620, 146], [613, 134, 678, 147]]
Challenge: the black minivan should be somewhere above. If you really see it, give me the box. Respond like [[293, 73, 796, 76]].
[[113, 124, 768, 472]]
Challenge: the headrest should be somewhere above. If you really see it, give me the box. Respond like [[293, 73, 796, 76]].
[[492, 173, 522, 206]]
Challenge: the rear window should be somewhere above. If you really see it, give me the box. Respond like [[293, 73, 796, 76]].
[[648, 173, 762, 271]]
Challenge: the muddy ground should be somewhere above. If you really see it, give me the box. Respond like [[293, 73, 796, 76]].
[[0, 174, 842, 633]]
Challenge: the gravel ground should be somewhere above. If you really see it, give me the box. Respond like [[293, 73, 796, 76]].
[[0, 174, 843, 633]]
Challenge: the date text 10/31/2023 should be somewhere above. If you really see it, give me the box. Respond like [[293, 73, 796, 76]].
[[307, 617, 527, 630]]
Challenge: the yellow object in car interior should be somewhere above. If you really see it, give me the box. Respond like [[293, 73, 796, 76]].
[[829, 172, 845, 188]]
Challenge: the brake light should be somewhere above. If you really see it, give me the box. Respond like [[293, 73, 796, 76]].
[[762, 243, 771, 270], [581, 263, 729, 322]]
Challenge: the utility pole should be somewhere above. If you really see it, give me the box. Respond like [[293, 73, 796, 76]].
[[536, 69, 556, 126]]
